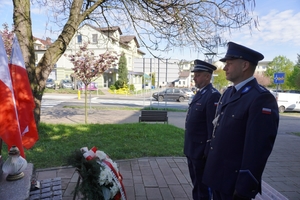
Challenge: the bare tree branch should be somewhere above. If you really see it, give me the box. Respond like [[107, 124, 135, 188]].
[[13, 0, 257, 124]]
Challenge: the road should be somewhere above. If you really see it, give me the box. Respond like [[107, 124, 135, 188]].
[[42, 93, 190, 110], [41, 93, 300, 135]]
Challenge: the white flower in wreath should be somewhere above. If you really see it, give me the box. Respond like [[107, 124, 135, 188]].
[[99, 171, 119, 200], [99, 168, 113, 185]]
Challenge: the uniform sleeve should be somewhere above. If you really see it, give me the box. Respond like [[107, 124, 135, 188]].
[[204, 91, 221, 157], [235, 92, 279, 198]]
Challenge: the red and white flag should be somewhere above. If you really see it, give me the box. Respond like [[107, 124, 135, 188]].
[[0, 35, 25, 157], [9, 35, 39, 149]]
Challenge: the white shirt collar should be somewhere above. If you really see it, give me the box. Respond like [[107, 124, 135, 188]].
[[234, 76, 254, 92]]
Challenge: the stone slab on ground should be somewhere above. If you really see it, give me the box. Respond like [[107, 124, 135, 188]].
[[0, 163, 33, 200]]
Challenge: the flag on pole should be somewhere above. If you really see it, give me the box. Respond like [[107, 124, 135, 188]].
[[0, 34, 25, 158], [9, 35, 39, 149]]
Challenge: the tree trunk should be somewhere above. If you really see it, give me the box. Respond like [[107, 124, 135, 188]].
[[85, 87, 88, 124], [12, 0, 86, 125]]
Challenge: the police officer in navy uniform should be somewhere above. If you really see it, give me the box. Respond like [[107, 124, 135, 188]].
[[202, 42, 279, 200], [184, 59, 221, 200]]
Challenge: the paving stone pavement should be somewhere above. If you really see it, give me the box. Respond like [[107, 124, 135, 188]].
[[36, 96, 300, 200]]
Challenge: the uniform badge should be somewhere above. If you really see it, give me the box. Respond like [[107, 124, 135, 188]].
[[262, 108, 271, 114], [242, 86, 251, 93]]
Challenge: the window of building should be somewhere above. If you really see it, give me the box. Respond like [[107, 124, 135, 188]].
[[77, 35, 82, 44], [92, 34, 98, 44]]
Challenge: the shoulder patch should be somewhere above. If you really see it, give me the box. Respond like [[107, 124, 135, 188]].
[[241, 86, 252, 94]]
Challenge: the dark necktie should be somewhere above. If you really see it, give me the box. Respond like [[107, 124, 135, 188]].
[[230, 87, 236, 97]]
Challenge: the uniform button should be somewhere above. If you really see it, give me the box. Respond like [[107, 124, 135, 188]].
[[232, 115, 235, 117], [221, 112, 223, 115], [235, 170, 238, 172], [210, 147, 213, 150], [217, 123, 219, 126]]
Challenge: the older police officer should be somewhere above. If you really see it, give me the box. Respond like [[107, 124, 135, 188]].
[[184, 59, 221, 200], [203, 42, 279, 200]]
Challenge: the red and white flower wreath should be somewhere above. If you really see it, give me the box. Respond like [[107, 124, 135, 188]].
[[81, 146, 126, 200]]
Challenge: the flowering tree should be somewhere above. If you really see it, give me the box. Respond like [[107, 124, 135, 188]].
[[66, 43, 118, 123], [0, 23, 14, 59], [254, 73, 271, 87]]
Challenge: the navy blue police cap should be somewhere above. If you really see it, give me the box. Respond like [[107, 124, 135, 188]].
[[191, 59, 217, 74], [220, 42, 264, 65]]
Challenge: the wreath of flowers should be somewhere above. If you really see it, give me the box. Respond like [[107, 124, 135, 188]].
[[67, 146, 126, 200]]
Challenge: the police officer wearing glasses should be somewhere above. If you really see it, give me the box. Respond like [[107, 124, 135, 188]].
[[184, 59, 221, 200], [203, 42, 279, 200]]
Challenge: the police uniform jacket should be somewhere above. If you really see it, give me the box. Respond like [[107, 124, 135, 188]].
[[202, 79, 279, 198], [184, 83, 221, 159]]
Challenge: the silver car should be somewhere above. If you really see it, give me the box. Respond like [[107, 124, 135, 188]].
[[59, 79, 74, 89], [46, 78, 56, 89]]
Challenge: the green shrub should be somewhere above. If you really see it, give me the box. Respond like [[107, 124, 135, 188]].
[[114, 80, 125, 89], [109, 85, 116, 90], [129, 84, 135, 91]]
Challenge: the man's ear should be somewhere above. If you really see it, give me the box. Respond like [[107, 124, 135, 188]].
[[242, 61, 250, 72]]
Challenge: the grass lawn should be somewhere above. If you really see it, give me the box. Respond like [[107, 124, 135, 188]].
[[1, 123, 185, 169]]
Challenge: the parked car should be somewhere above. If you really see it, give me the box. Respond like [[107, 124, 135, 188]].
[[59, 79, 74, 89], [286, 90, 300, 94], [77, 81, 98, 90], [277, 92, 300, 113], [152, 88, 188, 102], [270, 89, 300, 113], [182, 88, 194, 98], [46, 78, 56, 89]]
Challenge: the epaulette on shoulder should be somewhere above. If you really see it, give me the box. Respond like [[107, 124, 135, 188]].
[[257, 84, 268, 93], [211, 88, 218, 93], [224, 86, 233, 92]]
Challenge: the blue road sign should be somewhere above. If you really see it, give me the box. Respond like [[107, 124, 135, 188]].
[[274, 72, 285, 84]]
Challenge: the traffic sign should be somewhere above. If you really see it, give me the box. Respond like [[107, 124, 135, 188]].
[[274, 72, 285, 84]]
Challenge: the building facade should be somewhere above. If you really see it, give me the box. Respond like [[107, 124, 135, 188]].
[[34, 24, 146, 88]]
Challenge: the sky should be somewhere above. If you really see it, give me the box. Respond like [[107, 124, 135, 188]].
[[1, 0, 300, 63]]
